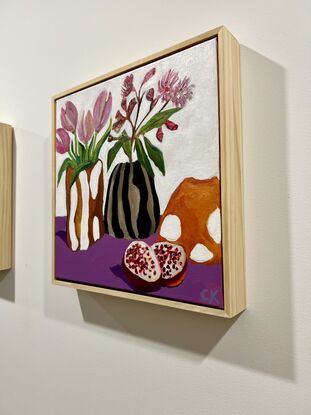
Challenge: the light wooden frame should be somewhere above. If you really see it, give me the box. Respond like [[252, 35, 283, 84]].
[[52, 26, 245, 318], [0, 123, 13, 271]]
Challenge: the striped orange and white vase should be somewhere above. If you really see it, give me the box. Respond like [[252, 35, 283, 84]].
[[65, 160, 104, 251]]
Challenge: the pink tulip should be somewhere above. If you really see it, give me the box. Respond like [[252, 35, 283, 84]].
[[165, 120, 178, 131], [156, 127, 164, 142], [78, 110, 94, 144], [56, 128, 70, 154], [93, 90, 112, 132], [61, 101, 78, 132]]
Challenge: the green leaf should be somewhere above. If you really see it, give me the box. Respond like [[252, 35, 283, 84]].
[[138, 108, 181, 135], [143, 136, 165, 175], [70, 161, 93, 187], [57, 158, 73, 186], [122, 138, 132, 160], [107, 139, 123, 171], [135, 139, 154, 178], [91, 119, 112, 162], [78, 142, 86, 162]]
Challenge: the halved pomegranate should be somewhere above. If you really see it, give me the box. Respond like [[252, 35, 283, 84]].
[[151, 242, 187, 287], [122, 241, 161, 291]]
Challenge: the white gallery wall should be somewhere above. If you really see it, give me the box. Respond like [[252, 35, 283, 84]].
[[0, 0, 311, 413]]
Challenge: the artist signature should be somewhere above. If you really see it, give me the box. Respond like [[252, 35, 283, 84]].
[[200, 286, 222, 306]]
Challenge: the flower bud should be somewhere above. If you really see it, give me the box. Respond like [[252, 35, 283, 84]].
[[141, 68, 156, 86], [127, 98, 137, 117], [146, 88, 154, 101], [165, 120, 178, 131], [156, 127, 164, 142]]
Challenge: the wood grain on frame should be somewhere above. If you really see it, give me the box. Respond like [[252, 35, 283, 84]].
[[0, 123, 13, 270], [52, 26, 245, 318]]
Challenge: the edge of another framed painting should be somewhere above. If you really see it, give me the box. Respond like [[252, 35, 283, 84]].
[[51, 25, 246, 318], [0, 123, 13, 271]]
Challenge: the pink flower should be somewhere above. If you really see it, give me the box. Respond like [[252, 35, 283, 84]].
[[141, 68, 156, 86], [122, 74, 134, 97], [165, 120, 178, 131], [156, 127, 164, 142], [112, 110, 126, 133], [93, 90, 112, 132], [172, 76, 194, 107], [78, 110, 94, 144], [56, 128, 70, 154], [61, 101, 78, 132], [158, 69, 179, 102]]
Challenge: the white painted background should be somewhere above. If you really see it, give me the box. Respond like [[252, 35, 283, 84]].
[[0, 0, 311, 414], [56, 38, 219, 216]]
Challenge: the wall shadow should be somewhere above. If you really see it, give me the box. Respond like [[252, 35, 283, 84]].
[[0, 129, 16, 302], [47, 46, 294, 380], [210, 45, 293, 380], [78, 291, 237, 356]]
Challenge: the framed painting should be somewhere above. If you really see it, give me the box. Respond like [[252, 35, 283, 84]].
[[52, 26, 245, 317], [0, 123, 13, 271]]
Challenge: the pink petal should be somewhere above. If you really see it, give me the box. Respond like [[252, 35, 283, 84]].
[[77, 111, 86, 143], [56, 128, 70, 154], [66, 101, 78, 128], [93, 91, 107, 131], [85, 110, 94, 143], [127, 97, 137, 117], [101, 92, 112, 128], [93, 90, 112, 132], [121, 97, 127, 111], [61, 102, 78, 132]]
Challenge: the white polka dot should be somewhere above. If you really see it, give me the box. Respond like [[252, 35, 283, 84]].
[[207, 208, 221, 244], [160, 214, 181, 241], [190, 243, 214, 263]]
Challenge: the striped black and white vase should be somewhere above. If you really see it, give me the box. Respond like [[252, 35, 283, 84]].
[[104, 161, 160, 239]]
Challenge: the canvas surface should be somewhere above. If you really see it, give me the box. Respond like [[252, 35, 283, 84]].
[[55, 37, 224, 309]]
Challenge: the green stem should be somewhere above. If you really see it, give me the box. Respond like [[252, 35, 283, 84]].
[[68, 150, 76, 162], [74, 131, 78, 156], [85, 142, 89, 161], [89, 132, 97, 160], [130, 141, 135, 163], [134, 92, 145, 129]]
